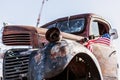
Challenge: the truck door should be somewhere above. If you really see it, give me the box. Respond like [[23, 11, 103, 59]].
[[90, 18, 118, 80]]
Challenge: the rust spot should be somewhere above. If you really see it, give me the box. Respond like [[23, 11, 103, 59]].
[[50, 42, 68, 59]]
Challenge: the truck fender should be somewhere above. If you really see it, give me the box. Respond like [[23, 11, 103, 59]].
[[29, 39, 103, 80]]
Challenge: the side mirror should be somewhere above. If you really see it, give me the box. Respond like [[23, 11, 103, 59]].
[[109, 29, 118, 40]]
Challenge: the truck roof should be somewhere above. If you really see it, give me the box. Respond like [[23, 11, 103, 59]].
[[40, 13, 110, 28]]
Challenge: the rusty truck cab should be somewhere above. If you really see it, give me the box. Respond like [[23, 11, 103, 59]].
[[2, 13, 118, 80]]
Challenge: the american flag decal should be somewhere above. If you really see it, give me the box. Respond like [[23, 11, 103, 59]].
[[94, 37, 110, 46], [85, 33, 111, 52]]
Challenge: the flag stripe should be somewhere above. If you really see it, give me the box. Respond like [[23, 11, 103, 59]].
[[85, 37, 110, 52], [94, 37, 110, 46]]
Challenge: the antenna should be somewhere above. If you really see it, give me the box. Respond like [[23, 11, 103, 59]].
[[36, 0, 48, 27]]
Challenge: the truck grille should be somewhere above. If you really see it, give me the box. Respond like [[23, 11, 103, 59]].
[[3, 33, 31, 46], [3, 49, 30, 80]]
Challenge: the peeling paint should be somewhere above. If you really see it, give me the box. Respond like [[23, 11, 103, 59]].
[[50, 40, 68, 59]]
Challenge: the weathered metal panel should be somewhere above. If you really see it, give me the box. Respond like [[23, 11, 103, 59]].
[[91, 43, 118, 80], [2, 25, 84, 48], [2, 25, 37, 46]]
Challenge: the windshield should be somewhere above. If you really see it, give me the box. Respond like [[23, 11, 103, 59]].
[[46, 18, 85, 33]]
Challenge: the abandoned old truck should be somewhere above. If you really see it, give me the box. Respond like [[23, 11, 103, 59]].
[[2, 13, 118, 80]]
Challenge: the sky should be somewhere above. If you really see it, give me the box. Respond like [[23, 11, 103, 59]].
[[0, 0, 120, 78]]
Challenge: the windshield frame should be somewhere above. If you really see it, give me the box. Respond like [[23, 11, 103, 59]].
[[45, 18, 86, 34]]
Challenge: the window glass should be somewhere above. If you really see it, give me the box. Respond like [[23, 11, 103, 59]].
[[91, 21, 100, 36], [47, 23, 56, 29], [46, 18, 85, 33], [91, 20, 109, 37], [69, 18, 85, 33], [57, 21, 69, 32]]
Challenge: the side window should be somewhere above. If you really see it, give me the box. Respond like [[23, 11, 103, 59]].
[[91, 21, 100, 36], [98, 22, 108, 35], [91, 21, 108, 36]]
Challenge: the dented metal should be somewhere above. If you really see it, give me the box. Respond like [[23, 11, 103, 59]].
[[2, 13, 118, 80]]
